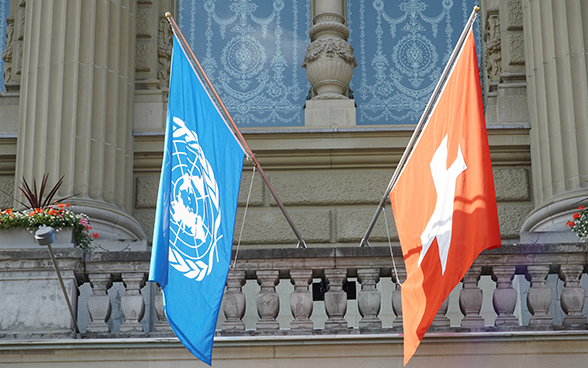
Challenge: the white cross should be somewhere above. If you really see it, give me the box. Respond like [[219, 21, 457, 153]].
[[418, 135, 467, 275]]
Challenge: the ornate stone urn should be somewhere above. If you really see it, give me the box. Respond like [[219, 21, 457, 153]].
[[302, 8, 357, 100]]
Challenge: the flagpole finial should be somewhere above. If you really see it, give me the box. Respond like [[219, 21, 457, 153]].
[[165, 12, 171, 18], [474, 6, 480, 12]]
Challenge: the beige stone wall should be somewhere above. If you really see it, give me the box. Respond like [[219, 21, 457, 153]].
[[1, 335, 587, 367], [132, 128, 532, 245]]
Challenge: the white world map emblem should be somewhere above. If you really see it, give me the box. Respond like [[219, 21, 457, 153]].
[[168, 117, 222, 281]]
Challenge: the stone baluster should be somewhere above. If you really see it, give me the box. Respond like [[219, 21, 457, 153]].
[[492, 266, 518, 327], [357, 268, 382, 329], [431, 298, 450, 328], [86, 273, 113, 333], [324, 269, 348, 330], [290, 270, 313, 330], [559, 265, 587, 325], [222, 270, 246, 331], [256, 270, 280, 330], [120, 273, 146, 333], [460, 266, 485, 331], [526, 265, 553, 326], [392, 268, 406, 329], [153, 284, 171, 332]]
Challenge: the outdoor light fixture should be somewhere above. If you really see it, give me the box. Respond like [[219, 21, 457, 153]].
[[35, 226, 80, 334]]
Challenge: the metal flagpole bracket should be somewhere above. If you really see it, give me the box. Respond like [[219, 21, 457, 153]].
[[164, 13, 307, 249], [359, 6, 480, 247], [35, 226, 81, 335]]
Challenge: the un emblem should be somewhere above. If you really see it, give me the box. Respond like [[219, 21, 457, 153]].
[[168, 117, 222, 281]]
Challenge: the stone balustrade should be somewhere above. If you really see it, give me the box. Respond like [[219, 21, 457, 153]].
[[2, 243, 588, 338]]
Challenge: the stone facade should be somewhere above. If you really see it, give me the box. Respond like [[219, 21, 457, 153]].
[[0, 0, 587, 366]]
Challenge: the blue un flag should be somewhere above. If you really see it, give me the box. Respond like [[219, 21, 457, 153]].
[[149, 35, 244, 365]]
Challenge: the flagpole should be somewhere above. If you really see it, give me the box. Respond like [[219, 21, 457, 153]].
[[359, 6, 480, 247], [165, 13, 307, 249]]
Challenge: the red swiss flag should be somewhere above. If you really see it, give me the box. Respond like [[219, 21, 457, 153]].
[[389, 29, 501, 365]]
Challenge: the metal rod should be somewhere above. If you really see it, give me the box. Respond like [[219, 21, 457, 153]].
[[360, 6, 480, 247], [165, 13, 307, 248], [45, 243, 80, 334]]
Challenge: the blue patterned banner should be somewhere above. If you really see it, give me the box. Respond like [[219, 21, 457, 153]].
[[348, 0, 482, 125], [178, 0, 310, 127], [0, 0, 10, 91]]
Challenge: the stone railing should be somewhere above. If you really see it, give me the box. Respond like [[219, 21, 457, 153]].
[[1, 243, 587, 337]]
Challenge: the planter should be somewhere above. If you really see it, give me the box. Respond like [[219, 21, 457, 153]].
[[0, 228, 76, 249]]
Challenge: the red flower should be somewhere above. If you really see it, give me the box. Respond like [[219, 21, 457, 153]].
[[573, 212, 581, 220], [92, 233, 99, 238], [578, 205, 585, 210], [48, 208, 56, 215], [4, 209, 12, 215], [57, 203, 64, 209], [567, 220, 576, 227]]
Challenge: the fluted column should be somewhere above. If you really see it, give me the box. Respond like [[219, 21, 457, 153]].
[[521, 0, 588, 232], [15, 0, 144, 239]]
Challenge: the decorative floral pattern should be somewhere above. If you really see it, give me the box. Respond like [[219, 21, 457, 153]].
[[178, 0, 310, 127], [348, 0, 483, 124]]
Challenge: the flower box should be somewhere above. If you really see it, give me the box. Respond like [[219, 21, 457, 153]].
[[0, 228, 76, 249]]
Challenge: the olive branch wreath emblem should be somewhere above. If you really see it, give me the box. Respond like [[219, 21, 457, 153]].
[[168, 117, 222, 282]]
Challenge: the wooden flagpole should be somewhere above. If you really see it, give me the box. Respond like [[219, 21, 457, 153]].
[[360, 6, 481, 247], [165, 13, 307, 248]]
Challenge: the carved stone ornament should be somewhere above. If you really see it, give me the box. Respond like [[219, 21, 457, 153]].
[[484, 10, 502, 83], [302, 37, 358, 99], [2, 18, 14, 85], [157, 16, 172, 92], [302, 37, 357, 67]]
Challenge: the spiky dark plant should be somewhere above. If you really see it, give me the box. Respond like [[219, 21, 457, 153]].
[[18, 173, 76, 210]]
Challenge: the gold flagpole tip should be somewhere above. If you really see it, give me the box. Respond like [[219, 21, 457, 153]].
[[474, 6, 480, 12], [165, 11, 171, 18]]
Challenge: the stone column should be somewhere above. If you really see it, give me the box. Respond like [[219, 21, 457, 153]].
[[290, 270, 313, 330], [459, 266, 485, 331], [222, 270, 246, 331], [120, 272, 146, 333], [357, 268, 382, 329], [324, 269, 348, 330], [559, 264, 587, 326], [302, 0, 357, 127], [86, 273, 113, 333], [521, 0, 588, 232], [14, 0, 144, 239], [392, 268, 406, 328], [256, 270, 280, 330], [492, 266, 518, 327], [526, 265, 553, 326]]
